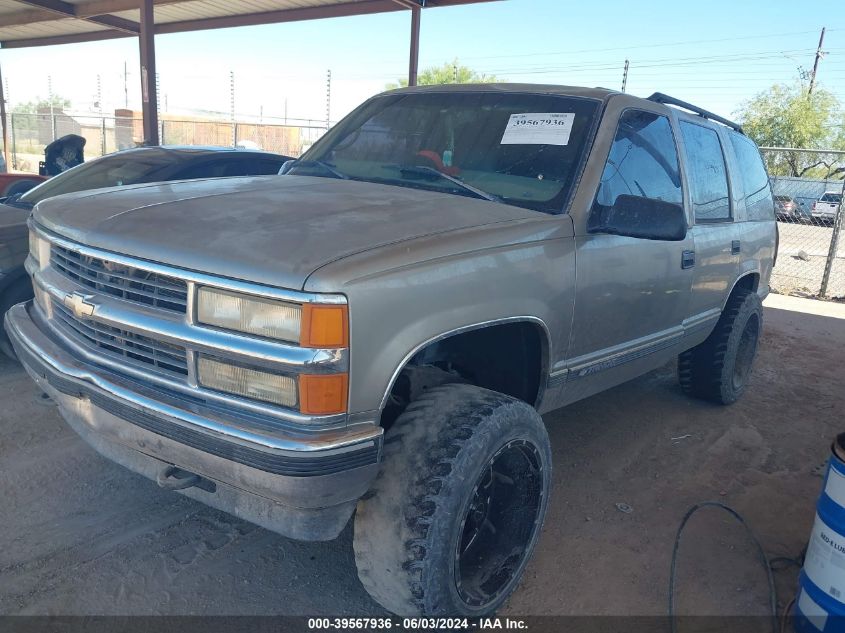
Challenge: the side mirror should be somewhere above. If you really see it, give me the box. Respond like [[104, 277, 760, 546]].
[[279, 159, 296, 175], [589, 194, 687, 241]]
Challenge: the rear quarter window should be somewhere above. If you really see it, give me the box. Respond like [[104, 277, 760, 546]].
[[728, 131, 774, 222], [680, 121, 732, 222]]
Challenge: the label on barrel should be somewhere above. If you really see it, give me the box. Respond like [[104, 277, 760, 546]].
[[798, 588, 829, 631], [804, 513, 845, 603]]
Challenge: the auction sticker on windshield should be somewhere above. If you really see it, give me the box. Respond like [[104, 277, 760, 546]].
[[500, 113, 575, 146]]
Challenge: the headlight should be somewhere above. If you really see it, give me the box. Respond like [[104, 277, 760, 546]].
[[198, 356, 298, 408], [29, 230, 50, 268], [197, 287, 302, 343], [196, 287, 348, 348]]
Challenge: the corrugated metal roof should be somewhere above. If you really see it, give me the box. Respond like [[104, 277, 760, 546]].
[[0, 0, 496, 48]]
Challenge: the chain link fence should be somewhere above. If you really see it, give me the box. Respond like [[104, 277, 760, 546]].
[[4, 112, 329, 173], [762, 148, 845, 299]]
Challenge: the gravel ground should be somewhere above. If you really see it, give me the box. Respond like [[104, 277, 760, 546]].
[[1, 294, 843, 617], [772, 220, 845, 297]]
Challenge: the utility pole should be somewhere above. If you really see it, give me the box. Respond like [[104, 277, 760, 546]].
[[453, 63, 458, 83], [123, 61, 128, 108], [230, 70, 236, 147], [326, 69, 331, 130], [96, 74, 102, 114], [48, 75, 56, 141], [808, 27, 826, 96], [0, 64, 8, 170], [621, 59, 629, 93]]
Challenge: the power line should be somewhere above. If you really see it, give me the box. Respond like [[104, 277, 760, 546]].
[[457, 28, 843, 62]]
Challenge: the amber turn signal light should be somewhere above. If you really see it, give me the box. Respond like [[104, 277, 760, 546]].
[[300, 304, 349, 348], [299, 373, 349, 415]]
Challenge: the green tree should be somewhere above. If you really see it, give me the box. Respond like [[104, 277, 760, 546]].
[[386, 59, 498, 90], [735, 83, 845, 179], [11, 95, 72, 114]]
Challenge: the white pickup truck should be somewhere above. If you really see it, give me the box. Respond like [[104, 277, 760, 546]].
[[812, 191, 843, 224]]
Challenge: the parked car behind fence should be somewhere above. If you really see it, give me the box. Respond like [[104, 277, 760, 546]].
[[775, 194, 800, 222], [0, 145, 291, 358]]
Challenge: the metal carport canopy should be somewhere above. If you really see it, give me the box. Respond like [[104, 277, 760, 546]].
[[0, 0, 499, 149]]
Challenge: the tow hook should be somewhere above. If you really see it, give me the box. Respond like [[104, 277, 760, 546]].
[[156, 465, 216, 493]]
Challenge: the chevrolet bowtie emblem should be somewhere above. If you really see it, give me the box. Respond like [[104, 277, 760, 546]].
[[63, 292, 96, 319]]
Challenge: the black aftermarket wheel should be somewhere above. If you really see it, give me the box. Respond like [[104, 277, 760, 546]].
[[678, 289, 763, 405], [354, 383, 552, 616]]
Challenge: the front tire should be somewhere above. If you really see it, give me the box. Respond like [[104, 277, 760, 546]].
[[678, 289, 762, 405], [353, 383, 551, 616]]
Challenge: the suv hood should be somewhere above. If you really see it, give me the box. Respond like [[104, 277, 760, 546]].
[[34, 175, 538, 290]]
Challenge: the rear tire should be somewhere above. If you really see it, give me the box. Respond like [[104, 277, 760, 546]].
[[354, 383, 551, 616], [0, 278, 33, 360], [678, 289, 762, 405]]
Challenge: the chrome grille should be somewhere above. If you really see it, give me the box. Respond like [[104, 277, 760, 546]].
[[51, 245, 188, 313], [53, 302, 189, 376]]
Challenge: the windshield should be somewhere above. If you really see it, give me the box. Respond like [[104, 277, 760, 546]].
[[19, 150, 187, 206], [294, 92, 599, 213]]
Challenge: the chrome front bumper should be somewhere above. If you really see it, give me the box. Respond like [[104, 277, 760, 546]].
[[4, 301, 383, 541]]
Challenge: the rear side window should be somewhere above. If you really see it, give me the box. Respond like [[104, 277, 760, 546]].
[[592, 110, 683, 217], [729, 132, 774, 221], [680, 122, 731, 222]]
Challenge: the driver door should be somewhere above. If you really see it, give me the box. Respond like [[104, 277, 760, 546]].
[[563, 107, 694, 404]]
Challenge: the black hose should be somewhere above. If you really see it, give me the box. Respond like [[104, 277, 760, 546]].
[[668, 501, 778, 633]]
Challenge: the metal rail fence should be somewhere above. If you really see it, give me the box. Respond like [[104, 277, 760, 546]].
[[762, 148, 845, 299], [3, 112, 329, 172]]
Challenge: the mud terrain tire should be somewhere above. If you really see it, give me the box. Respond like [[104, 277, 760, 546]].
[[354, 383, 551, 616], [678, 289, 762, 405]]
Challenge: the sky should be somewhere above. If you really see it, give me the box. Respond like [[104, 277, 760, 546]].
[[0, 0, 843, 127]]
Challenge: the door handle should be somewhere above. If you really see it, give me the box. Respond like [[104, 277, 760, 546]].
[[731, 240, 741, 255], [682, 250, 695, 269]]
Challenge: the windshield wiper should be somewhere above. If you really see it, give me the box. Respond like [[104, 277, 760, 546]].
[[286, 159, 348, 180], [1, 194, 32, 210], [387, 164, 502, 203]]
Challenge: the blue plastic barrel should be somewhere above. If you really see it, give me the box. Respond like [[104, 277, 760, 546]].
[[795, 433, 845, 633]]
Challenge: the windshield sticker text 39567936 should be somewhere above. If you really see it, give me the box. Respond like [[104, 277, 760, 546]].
[[500, 113, 576, 146]]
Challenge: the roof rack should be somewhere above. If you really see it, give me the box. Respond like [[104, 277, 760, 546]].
[[647, 92, 743, 134]]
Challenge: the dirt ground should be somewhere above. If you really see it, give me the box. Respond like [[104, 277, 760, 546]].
[[771, 220, 845, 297], [1, 294, 843, 618]]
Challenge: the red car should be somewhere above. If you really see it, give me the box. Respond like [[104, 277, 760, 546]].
[[0, 172, 46, 198]]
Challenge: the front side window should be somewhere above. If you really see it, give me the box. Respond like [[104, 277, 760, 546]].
[[728, 131, 773, 221], [590, 109, 683, 225], [293, 92, 600, 214], [680, 122, 731, 222]]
